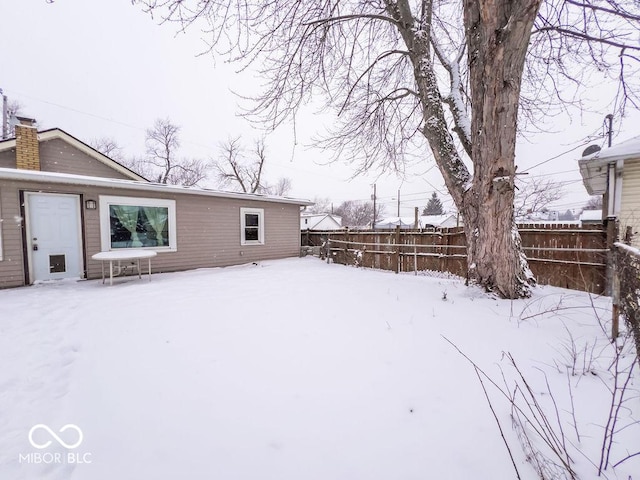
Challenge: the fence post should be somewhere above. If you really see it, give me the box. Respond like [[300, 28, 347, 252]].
[[605, 218, 618, 296], [326, 234, 331, 264], [611, 260, 620, 341], [395, 225, 401, 274]]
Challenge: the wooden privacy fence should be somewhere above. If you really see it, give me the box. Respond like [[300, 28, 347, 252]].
[[302, 224, 608, 294]]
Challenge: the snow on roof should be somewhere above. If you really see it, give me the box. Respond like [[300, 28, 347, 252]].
[[375, 214, 457, 229], [0, 167, 313, 206], [300, 213, 343, 230], [420, 214, 456, 226], [375, 217, 417, 229], [582, 135, 640, 163], [579, 209, 603, 222]]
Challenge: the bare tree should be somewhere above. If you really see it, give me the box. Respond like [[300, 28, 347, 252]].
[[3, 99, 26, 138], [145, 118, 208, 186], [306, 197, 333, 214], [264, 177, 293, 196], [91, 137, 155, 179], [134, 0, 640, 298], [91, 137, 125, 162], [584, 195, 604, 211], [514, 177, 564, 219], [335, 200, 385, 227], [214, 137, 290, 195]]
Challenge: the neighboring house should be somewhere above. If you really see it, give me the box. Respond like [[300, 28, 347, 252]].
[[375, 214, 459, 229], [300, 213, 343, 230], [0, 119, 311, 288], [579, 209, 603, 225], [420, 214, 459, 228], [579, 136, 640, 246]]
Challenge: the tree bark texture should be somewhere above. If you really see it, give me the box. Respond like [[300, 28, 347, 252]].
[[460, 0, 540, 298]]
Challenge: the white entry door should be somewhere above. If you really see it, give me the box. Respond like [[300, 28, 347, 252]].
[[25, 193, 84, 282]]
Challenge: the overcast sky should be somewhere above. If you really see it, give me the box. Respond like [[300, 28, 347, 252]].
[[2, 0, 638, 216]]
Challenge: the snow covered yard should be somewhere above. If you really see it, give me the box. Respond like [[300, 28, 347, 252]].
[[0, 257, 637, 480]]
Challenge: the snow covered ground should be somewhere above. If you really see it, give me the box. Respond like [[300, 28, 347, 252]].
[[0, 257, 637, 479]]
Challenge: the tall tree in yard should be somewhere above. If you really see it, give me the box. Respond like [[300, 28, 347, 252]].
[[134, 0, 640, 298]]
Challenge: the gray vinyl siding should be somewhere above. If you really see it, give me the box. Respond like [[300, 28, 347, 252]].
[[0, 185, 26, 288], [0, 150, 15, 169], [0, 178, 302, 288], [620, 159, 640, 247], [39, 139, 133, 179]]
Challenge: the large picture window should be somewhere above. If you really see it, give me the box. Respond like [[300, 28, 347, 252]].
[[240, 207, 264, 245], [100, 196, 177, 251]]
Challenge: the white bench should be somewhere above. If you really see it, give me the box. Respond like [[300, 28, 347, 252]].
[[91, 250, 158, 285]]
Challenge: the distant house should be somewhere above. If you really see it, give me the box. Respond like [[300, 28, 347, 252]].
[[374, 214, 458, 229], [300, 213, 343, 231], [0, 118, 311, 288], [579, 136, 640, 246], [420, 214, 459, 228], [579, 209, 603, 225]]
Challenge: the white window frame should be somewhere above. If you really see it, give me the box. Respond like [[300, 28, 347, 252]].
[[240, 207, 265, 245], [99, 195, 177, 252]]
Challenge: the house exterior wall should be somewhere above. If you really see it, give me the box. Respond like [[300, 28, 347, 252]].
[[0, 150, 15, 169], [0, 178, 302, 288], [39, 139, 134, 179], [0, 140, 134, 179], [620, 159, 640, 247]]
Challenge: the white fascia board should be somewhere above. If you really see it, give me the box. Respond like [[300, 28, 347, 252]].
[[0, 168, 314, 206]]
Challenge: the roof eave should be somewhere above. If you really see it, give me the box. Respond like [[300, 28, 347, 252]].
[[0, 168, 313, 206]]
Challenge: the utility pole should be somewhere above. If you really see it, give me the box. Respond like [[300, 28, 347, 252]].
[[605, 114, 613, 148], [371, 183, 377, 231], [397, 188, 400, 217], [1, 89, 7, 140]]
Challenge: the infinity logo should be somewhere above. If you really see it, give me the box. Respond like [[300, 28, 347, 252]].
[[28, 424, 83, 450]]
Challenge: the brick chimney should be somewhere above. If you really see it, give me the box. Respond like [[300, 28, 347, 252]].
[[14, 117, 40, 171]]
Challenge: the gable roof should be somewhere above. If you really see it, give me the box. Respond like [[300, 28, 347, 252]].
[[0, 167, 313, 206], [0, 128, 148, 182], [300, 213, 343, 230]]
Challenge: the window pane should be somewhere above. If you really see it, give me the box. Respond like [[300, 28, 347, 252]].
[[110, 205, 169, 248], [245, 227, 259, 241], [245, 213, 259, 227]]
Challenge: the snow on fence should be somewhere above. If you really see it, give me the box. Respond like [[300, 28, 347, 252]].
[[302, 223, 608, 294], [613, 242, 640, 351]]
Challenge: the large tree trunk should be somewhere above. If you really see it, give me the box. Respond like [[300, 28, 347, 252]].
[[385, 0, 537, 298], [460, 0, 540, 298]]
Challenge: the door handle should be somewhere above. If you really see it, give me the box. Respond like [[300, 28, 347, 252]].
[[33, 244, 38, 251]]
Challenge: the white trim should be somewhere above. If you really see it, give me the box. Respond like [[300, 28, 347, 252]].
[[24, 192, 84, 283], [240, 207, 265, 245], [99, 195, 177, 252], [0, 167, 313, 207]]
